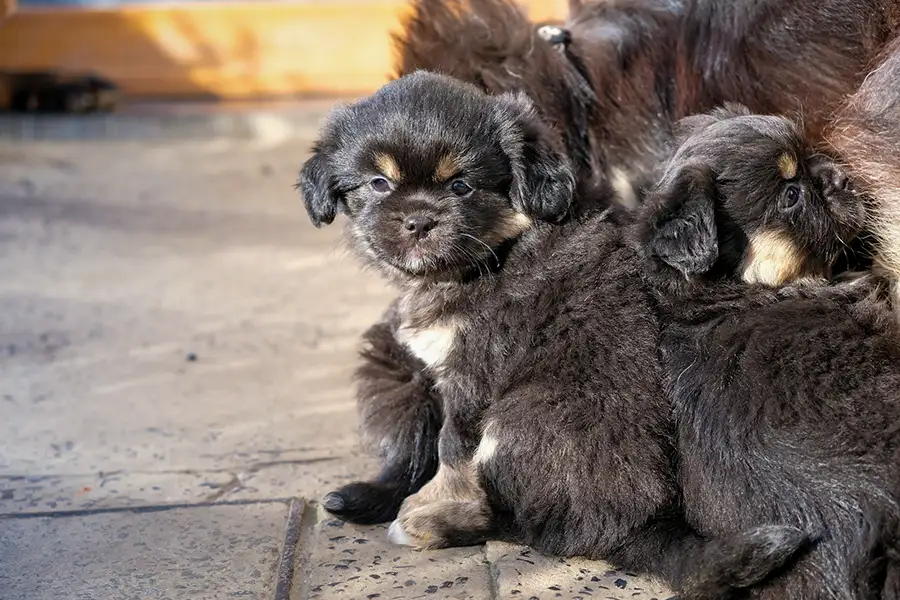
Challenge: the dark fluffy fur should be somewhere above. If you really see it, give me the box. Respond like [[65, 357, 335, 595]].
[[640, 108, 900, 599], [299, 73, 812, 598], [395, 0, 900, 203], [336, 0, 900, 525]]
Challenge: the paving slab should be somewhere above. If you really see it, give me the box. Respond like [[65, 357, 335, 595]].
[[298, 505, 493, 600], [0, 500, 300, 600], [487, 543, 674, 600], [0, 471, 237, 515]]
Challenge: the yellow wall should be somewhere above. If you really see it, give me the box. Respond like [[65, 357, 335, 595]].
[[0, 0, 568, 98]]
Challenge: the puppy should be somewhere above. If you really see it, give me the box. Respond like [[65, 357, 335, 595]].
[[333, 0, 900, 524], [300, 72, 810, 599], [640, 106, 900, 599], [644, 103, 867, 290]]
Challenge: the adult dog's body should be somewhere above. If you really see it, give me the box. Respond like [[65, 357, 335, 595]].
[[396, 0, 900, 206], [829, 36, 900, 313], [326, 0, 900, 526]]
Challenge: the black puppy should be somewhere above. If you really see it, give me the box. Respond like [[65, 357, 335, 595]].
[[299, 72, 810, 598], [641, 106, 900, 599], [644, 103, 867, 290]]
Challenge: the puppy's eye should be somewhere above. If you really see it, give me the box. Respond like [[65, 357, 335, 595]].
[[450, 180, 473, 197], [780, 184, 803, 211], [370, 177, 392, 193]]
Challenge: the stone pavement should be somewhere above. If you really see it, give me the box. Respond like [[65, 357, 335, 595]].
[[0, 106, 674, 600]]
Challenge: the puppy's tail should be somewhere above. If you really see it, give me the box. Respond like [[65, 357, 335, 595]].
[[827, 36, 900, 310], [671, 525, 811, 599], [322, 307, 441, 525], [392, 0, 597, 173], [613, 518, 810, 598]]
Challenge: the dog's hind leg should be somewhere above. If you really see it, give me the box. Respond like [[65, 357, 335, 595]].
[[387, 499, 496, 549], [322, 301, 442, 524]]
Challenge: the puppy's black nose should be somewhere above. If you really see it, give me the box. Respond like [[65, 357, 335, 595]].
[[403, 215, 436, 239], [823, 170, 848, 194]]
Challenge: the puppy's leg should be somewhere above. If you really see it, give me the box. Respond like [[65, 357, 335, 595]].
[[386, 411, 498, 548], [389, 500, 494, 549], [323, 301, 442, 524]]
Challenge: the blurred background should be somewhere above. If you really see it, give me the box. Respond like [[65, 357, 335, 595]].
[[0, 0, 565, 103]]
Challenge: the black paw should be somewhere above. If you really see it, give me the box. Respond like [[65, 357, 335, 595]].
[[321, 480, 407, 525]]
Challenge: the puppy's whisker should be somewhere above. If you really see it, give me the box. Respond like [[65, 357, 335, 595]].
[[449, 242, 484, 278], [460, 233, 500, 267]]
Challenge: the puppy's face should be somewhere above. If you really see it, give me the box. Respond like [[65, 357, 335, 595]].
[[298, 72, 574, 284], [643, 105, 865, 285]]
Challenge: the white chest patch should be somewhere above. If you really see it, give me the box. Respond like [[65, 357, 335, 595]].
[[397, 321, 459, 369], [610, 166, 638, 210], [473, 421, 500, 465]]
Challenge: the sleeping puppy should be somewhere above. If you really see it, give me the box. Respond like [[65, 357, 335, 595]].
[[299, 72, 809, 599], [641, 106, 900, 599], [644, 103, 868, 290]]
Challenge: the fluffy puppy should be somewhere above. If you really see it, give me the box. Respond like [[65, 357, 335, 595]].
[[300, 72, 810, 599], [640, 107, 900, 599], [644, 103, 867, 290]]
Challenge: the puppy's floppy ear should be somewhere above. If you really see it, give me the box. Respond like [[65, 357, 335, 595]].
[[644, 161, 719, 276], [298, 146, 341, 228], [494, 92, 575, 223]]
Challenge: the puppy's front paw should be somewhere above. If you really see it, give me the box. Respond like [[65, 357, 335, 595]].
[[320, 479, 405, 525], [387, 517, 429, 548], [387, 500, 491, 550], [387, 509, 443, 549]]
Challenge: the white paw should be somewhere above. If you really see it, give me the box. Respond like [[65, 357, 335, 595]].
[[387, 520, 416, 546]]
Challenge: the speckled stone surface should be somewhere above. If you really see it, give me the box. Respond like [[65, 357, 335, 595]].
[[0, 501, 295, 600], [298, 506, 493, 600], [487, 542, 674, 600]]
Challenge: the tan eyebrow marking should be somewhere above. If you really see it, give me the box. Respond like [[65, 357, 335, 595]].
[[374, 153, 402, 181], [778, 153, 798, 180], [434, 154, 461, 182]]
